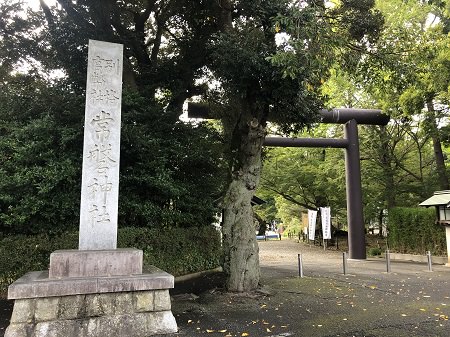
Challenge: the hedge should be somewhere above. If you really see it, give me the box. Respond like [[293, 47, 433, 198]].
[[388, 207, 446, 255], [0, 226, 222, 294]]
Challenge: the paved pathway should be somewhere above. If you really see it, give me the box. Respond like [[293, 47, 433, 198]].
[[167, 240, 450, 337]]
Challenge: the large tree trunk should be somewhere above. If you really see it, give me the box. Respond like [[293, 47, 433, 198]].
[[222, 117, 265, 292], [426, 101, 449, 190], [378, 125, 396, 209]]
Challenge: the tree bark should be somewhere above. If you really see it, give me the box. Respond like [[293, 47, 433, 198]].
[[222, 116, 265, 292], [378, 125, 396, 209], [426, 100, 449, 190]]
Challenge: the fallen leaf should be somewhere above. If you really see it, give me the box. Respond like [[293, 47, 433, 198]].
[[242, 333, 249, 337], [206, 329, 215, 333], [218, 330, 227, 333]]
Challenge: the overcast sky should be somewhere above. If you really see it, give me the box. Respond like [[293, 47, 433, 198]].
[[0, 0, 57, 11], [29, 0, 57, 10]]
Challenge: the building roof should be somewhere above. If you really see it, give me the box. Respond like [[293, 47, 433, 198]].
[[419, 190, 450, 207]]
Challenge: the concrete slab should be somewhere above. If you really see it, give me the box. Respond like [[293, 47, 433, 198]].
[[8, 267, 173, 300], [49, 249, 143, 278]]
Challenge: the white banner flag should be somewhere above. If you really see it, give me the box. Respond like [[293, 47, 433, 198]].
[[320, 207, 331, 239], [308, 210, 317, 241]]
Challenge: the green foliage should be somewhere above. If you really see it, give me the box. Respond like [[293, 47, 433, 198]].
[[0, 226, 222, 294], [399, 87, 426, 115], [0, 76, 84, 235], [367, 247, 382, 256], [0, 232, 78, 294], [331, 0, 384, 43], [0, 1, 229, 235], [359, 122, 439, 220], [118, 226, 222, 276], [388, 207, 446, 255], [119, 92, 226, 229], [258, 142, 347, 224], [0, 76, 226, 235]]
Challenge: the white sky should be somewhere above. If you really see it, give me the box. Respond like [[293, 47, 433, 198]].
[[0, 0, 57, 11], [28, 0, 57, 10]]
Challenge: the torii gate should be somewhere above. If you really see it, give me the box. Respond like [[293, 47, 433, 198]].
[[188, 103, 389, 260]]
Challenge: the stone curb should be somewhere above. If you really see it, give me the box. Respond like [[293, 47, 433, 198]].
[[381, 252, 448, 264]]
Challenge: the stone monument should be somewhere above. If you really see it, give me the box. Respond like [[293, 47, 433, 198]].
[[4, 40, 178, 337], [79, 39, 123, 250]]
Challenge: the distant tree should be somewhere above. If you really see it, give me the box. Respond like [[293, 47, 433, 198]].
[[355, 0, 450, 190]]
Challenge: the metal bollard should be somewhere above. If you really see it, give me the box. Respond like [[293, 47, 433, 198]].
[[427, 251, 433, 272], [386, 249, 391, 273], [343, 252, 348, 275], [298, 253, 304, 278]]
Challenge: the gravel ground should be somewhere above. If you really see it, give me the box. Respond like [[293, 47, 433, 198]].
[[259, 238, 342, 265]]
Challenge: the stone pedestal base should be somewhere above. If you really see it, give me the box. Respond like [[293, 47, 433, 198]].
[[5, 264, 178, 337], [6, 289, 176, 337]]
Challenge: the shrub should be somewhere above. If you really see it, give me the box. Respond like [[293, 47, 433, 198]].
[[368, 247, 382, 256], [387, 207, 446, 255], [118, 226, 223, 275], [0, 226, 222, 294]]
